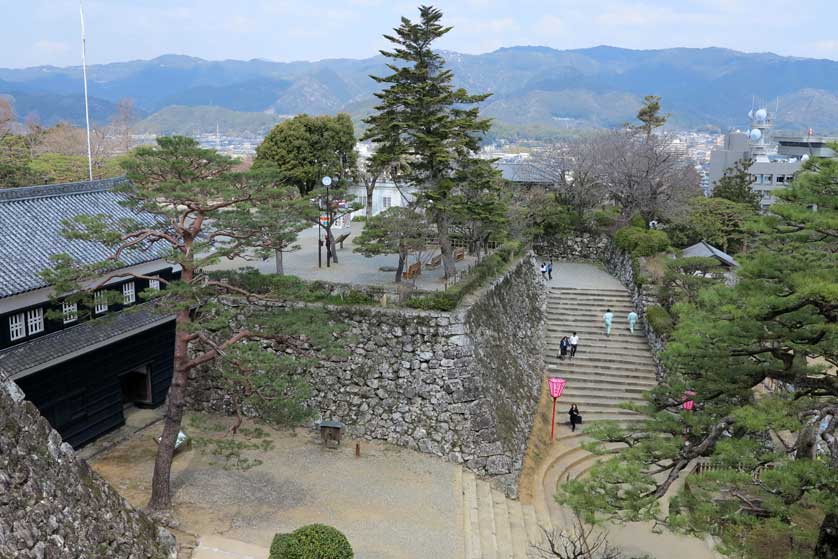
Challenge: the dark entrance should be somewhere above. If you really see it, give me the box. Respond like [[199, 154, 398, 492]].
[[120, 366, 152, 407]]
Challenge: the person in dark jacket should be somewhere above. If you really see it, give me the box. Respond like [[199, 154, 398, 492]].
[[568, 404, 581, 432], [559, 336, 569, 360]]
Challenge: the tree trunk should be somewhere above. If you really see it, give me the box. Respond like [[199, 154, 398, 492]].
[[366, 182, 375, 218], [330, 231, 339, 264], [816, 512, 838, 559], [148, 308, 191, 511], [325, 228, 333, 266], [274, 248, 284, 275], [395, 250, 406, 283], [435, 211, 456, 278]]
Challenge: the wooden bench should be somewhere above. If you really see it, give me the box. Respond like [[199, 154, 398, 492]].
[[426, 254, 442, 269], [403, 262, 422, 280], [334, 232, 351, 249], [454, 247, 466, 261]]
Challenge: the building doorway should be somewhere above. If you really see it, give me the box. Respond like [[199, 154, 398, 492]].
[[120, 365, 152, 407]]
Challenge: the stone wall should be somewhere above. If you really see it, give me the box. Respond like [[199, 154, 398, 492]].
[[534, 233, 609, 262], [0, 377, 175, 559], [187, 255, 545, 497]]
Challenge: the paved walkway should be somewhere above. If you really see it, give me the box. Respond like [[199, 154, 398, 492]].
[[209, 222, 478, 291]]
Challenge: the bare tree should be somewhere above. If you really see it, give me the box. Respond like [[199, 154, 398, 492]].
[[0, 98, 15, 142], [595, 130, 699, 222], [532, 514, 624, 559], [532, 137, 608, 218]]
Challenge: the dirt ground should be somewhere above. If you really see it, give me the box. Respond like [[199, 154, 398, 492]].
[[91, 413, 464, 559]]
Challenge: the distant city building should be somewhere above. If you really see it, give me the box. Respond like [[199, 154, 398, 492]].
[[707, 105, 835, 210]]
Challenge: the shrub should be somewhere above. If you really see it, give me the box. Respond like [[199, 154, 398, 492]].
[[351, 215, 366, 222], [270, 524, 353, 559], [645, 305, 674, 336], [614, 226, 670, 257], [405, 290, 460, 311], [269, 533, 293, 558]]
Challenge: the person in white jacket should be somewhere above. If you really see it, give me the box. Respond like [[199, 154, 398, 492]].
[[603, 308, 614, 336]]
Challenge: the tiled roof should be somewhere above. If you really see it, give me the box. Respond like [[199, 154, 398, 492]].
[[682, 241, 739, 268], [0, 303, 174, 379], [494, 161, 553, 184], [0, 178, 167, 299]]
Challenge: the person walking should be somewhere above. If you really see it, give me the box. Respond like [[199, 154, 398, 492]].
[[603, 308, 614, 337], [627, 310, 638, 334], [547, 260, 553, 280], [569, 332, 579, 358], [568, 404, 581, 432], [559, 336, 569, 360], [540, 262, 547, 279]]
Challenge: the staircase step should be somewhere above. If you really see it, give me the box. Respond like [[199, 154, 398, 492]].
[[561, 390, 648, 404], [545, 352, 655, 366], [522, 504, 543, 546], [462, 471, 482, 559], [476, 480, 498, 559], [506, 499, 529, 559], [491, 489, 514, 559]]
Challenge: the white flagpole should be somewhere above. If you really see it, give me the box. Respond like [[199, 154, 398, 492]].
[[80, 0, 94, 181]]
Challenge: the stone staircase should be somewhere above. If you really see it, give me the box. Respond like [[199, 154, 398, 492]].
[[461, 470, 553, 559], [538, 286, 660, 538]]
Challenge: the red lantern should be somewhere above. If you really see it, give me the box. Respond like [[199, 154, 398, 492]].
[[683, 390, 696, 411], [548, 377, 567, 440]]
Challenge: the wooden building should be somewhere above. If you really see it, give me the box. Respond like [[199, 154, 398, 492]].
[[0, 178, 177, 448]]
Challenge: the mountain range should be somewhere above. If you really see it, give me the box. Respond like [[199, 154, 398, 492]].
[[2, 46, 838, 138]]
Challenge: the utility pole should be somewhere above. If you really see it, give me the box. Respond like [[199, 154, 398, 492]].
[[79, 0, 94, 182]]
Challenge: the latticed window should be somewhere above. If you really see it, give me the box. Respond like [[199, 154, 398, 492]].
[[9, 313, 25, 341], [148, 277, 161, 291], [27, 308, 44, 334], [123, 282, 136, 305], [62, 301, 78, 324], [94, 290, 108, 314]]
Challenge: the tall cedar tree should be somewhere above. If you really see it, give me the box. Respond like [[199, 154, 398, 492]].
[[363, 5, 491, 278], [712, 157, 761, 210], [559, 147, 838, 559], [353, 206, 430, 283], [45, 137, 333, 511]]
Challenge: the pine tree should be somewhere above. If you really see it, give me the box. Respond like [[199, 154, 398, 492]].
[[560, 147, 838, 559], [353, 206, 430, 283], [363, 5, 491, 278], [45, 137, 339, 511], [712, 157, 761, 209], [635, 95, 669, 138]]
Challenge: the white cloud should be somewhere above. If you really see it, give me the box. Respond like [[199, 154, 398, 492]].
[[533, 15, 563, 36]]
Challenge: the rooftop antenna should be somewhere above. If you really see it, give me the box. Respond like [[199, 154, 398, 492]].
[[79, 0, 93, 181]]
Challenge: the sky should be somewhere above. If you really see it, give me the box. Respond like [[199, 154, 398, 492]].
[[2, 0, 838, 68]]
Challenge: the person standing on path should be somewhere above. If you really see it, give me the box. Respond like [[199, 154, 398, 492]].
[[559, 336, 569, 360], [627, 310, 638, 334], [569, 332, 579, 358], [568, 404, 581, 432], [547, 260, 553, 280], [540, 262, 547, 279], [603, 308, 614, 337]]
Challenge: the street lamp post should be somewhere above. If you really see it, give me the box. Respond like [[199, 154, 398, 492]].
[[548, 377, 567, 440], [319, 176, 332, 269]]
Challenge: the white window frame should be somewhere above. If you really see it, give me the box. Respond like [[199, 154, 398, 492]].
[[94, 290, 109, 314], [123, 281, 136, 305], [382, 196, 392, 209], [26, 308, 44, 335], [9, 313, 25, 341], [62, 301, 78, 324], [148, 277, 161, 291]]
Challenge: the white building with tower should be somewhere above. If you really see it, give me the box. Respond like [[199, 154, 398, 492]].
[[708, 103, 835, 211]]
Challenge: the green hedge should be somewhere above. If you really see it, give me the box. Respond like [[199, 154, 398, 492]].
[[404, 241, 523, 311], [207, 268, 376, 306], [645, 305, 674, 336], [269, 524, 353, 559], [614, 226, 670, 257]]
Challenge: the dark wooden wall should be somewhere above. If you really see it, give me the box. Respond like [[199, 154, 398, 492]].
[[16, 321, 176, 448]]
